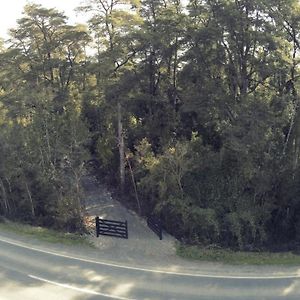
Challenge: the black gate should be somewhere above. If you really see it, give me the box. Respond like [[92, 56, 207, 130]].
[[95, 217, 128, 239], [147, 215, 162, 240]]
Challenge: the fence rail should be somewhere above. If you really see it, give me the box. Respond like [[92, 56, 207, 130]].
[[95, 217, 128, 239], [147, 215, 162, 240]]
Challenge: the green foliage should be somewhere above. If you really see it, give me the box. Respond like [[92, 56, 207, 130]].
[[176, 243, 300, 265], [2, 0, 300, 250], [0, 220, 94, 247], [0, 4, 91, 231], [0, 88, 90, 230]]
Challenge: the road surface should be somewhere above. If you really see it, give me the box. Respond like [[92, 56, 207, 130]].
[[0, 235, 300, 300]]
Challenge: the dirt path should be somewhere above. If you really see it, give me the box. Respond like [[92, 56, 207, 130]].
[[81, 175, 178, 266]]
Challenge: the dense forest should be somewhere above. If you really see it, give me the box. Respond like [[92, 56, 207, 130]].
[[1, 0, 300, 251]]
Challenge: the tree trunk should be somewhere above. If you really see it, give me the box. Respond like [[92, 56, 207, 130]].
[[118, 102, 125, 193], [126, 155, 141, 215], [0, 178, 10, 216], [25, 181, 35, 218]]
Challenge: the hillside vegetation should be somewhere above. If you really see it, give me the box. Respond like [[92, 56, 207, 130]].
[[0, 0, 300, 251]]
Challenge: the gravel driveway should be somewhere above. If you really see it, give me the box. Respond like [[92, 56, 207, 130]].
[[80, 176, 300, 278], [81, 175, 178, 266]]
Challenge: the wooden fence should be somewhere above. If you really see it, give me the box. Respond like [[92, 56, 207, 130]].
[[95, 217, 128, 239], [147, 215, 162, 240]]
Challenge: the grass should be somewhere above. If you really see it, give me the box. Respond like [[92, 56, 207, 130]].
[[0, 219, 94, 248], [176, 243, 300, 265]]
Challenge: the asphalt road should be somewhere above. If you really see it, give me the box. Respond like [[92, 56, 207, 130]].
[[0, 236, 300, 300]]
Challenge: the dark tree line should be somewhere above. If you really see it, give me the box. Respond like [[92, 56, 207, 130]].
[[1, 0, 300, 250]]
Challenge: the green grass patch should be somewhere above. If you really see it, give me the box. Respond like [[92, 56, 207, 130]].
[[0, 220, 94, 248], [176, 243, 300, 265]]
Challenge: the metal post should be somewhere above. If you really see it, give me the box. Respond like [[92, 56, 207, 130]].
[[96, 216, 99, 237], [125, 220, 128, 239], [159, 220, 162, 240]]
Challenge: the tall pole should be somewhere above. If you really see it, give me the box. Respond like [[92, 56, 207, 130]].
[[118, 102, 125, 192]]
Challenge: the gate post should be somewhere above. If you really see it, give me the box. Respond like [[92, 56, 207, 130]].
[[95, 216, 99, 237], [159, 220, 162, 240], [125, 220, 128, 239]]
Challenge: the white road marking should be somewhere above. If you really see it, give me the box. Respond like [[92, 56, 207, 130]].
[[28, 274, 136, 300], [0, 235, 299, 280]]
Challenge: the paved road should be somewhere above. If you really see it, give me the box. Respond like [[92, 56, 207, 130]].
[[0, 236, 300, 300]]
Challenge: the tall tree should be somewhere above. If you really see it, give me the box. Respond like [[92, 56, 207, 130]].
[[78, 0, 141, 192]]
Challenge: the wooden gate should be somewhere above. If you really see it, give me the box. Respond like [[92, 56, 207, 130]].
[[95, 217, 128, 239]]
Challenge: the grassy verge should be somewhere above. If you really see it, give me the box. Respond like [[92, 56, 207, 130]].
[[176, 243, 300, 265], [0, 220, 94, 248]]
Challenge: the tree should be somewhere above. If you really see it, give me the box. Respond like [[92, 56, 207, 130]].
[[0, 4, 91, 230], [78, 0, 141, 192]]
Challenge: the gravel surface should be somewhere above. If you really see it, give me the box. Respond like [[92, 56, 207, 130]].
[[0, 175, 299, 278], [79, 176, 300, 277], [81, 175, 179, 266]]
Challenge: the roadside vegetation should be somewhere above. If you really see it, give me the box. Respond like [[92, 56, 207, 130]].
[[1, 0, 300, 254], [0, 219, 93, 247], [177, 244, 300, 266]]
